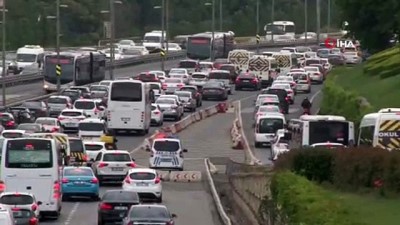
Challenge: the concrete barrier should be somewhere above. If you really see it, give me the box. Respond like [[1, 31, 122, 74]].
[[169, 171, 202, 182], [156, 170, 171, 181]]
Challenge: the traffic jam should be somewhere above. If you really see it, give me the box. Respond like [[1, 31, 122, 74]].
[[0, 40, 363, 224]]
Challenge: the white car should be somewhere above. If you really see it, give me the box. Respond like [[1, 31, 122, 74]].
[[304, 66, 324, 84], [168, 68, 190, 84], [289, 68, 306, 73], [254, 114, 286, 147], [148, 70, 167, 82], [73, 99, 104, 119], [270, 130, 291, 161], [78, 118, 107, 142], [127, 46, 149, 56], [58, 109, 87, 132], [98, 80, 112, 87], [304, 51, 317, 58], [0, 192, 41, 218], [162, 78, 185, 94], [122, 168, 163, 202], [147, 82, 163, 95], [0, 130, 30, 139], [35, 117, 60, 132], [199, 61, 214, 73], [0, 207, 14, 225], [90, 85, 108, 92], [189, 72, 209, 86], [92, 150, 136, 184], [296, 79, 311, 93], [147, 136, 188, 171], [343, 51, 362, 64], [102, 48, 123, 60], [118, 39, 136, 50], [254, 105, 282, 121], [155, 98, 183, 121], [320, 58, 332, 71], [271, 83, 295, 104], [255, 94, 279, 106], [151, 104, 164, 126], [83, 141, 108, 161], [274, 76, 296, 91], [167, 43, 182, 51]]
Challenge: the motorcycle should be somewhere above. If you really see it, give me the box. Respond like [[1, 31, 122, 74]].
[[302, 108, 311, 115]]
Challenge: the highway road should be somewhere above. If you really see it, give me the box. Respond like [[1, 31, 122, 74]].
[[240, 81, 324, 165]]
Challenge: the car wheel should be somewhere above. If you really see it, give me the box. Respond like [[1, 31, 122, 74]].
[[156, 195, 163, 203], [92, 195, 100, 201], [255, 142, 261, 148], [61, 194, 69, 202], [235, 87, 240, 91], [97, 217, 103, 225], [228, 90, 232, 95]]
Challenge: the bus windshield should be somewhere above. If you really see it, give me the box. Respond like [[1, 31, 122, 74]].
[[308, 121, 349, 146], [187, 37, 211, 59], [5, 139, 53, 168], [44, 56, 74, 84]]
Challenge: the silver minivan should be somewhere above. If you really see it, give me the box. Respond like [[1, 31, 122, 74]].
[[47, 95, 72, 117], [208, 70, 232, 94]]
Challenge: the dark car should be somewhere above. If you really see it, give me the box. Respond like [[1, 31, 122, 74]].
[[122, 204, 177, 225], [235, 72, 261, 91], [261, 88, 290, 114], [177, 59, 199, 74], [328, 54, 346, 66], [21, 101, 49, 118], [12, 208, 39, 225], [202, 81, 228, 101], [98, 190, 140, 225], [8, 107, 34, 123], [69, 86, 91, 98], [180, 85, 202, 107], [61, 89, 82, 103], [136, 72, 160, 82], [213, 58, 229, 69], [0, 112, 16, 129], [219, 64, 238, 82]]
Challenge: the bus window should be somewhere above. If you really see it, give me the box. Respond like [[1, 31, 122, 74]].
[[5, 139, 53, 168], [111, 82, 142, 102]]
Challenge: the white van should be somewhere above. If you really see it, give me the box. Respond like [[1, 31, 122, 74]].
[[254, 114, 286, 147], [143, 30, 166, 51], [73, 99, 104, 119], [16, 45, 45, 73], [78, 119, 107, 142]]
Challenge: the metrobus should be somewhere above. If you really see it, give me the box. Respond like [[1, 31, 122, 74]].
[[43, 51, 107, 93], [106, 80, 153, 135], [298, 115, 355, 147], [358, 108, 400, 150], [187, 31, 235, 60], [264, 21, 296, 41], [0, 138, 63, 218]]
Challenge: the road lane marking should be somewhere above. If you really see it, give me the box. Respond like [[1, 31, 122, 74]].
[[64, 202, 80, 225], [310, 90, 321, 102]]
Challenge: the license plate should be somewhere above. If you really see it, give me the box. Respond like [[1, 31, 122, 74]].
[[242, 80, 249, 82], [161, 158, 172, 162], [137, 183, 148, 186], [121, 117, 130, 122], [66, 123, 76, 127], [74, 181, 85, 185], [115, 206, 128, 210], [112, 167, 123, 171]]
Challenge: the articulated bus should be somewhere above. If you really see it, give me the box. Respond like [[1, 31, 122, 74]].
[[187, 31, 235, 60], [298, 115, 355, 147], [264, 21, 296, 41], [43, 51, 107, 93], [1, 138, 63, 219]]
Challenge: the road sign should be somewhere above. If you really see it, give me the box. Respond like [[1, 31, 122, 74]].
[[56, 64, 61, 76], [160, 48, 166, 57], [256, 34, 261, 44]]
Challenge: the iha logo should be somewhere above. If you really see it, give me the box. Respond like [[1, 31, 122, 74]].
[[324, 38, 355, 48]]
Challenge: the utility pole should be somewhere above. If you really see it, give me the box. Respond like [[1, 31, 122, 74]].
[[109, 0, 115, 80], [327, 0, 331, 34], [304, 0, 308, 43], [219, 0, 222, 31], [56, 0, 61, 93], [211, 0, 215, 61], [256, 0, 260, 54], [271, 0, 275, 42], [161, 0, 165, 71], [1, 0, 6, 106], [166, 0, 169, 53], [316, 0, 321, 44]]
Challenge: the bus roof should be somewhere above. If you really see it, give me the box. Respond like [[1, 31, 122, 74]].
[[300, 115, 346, 121], [266, 21, 295, 26], [45, 50, 105, 58], [190, 31, 235, 39], [378, 108, 400, 113]]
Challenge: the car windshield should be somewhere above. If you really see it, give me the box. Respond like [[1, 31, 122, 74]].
[[165, 78, 180, 83], [305, 67, 318, 72], [22, 102, 41, 109], [78, 122, 104, 131], [129, 172, 156, 180], [35, 119, 56, 125], [2, 132, 23, 138], [90, 86, 108, 92], [17, 53, 36, 62], [153, 140, 180, 152], [259, 106, 280, 113], [74, 101, 95, 110], [129, 207, 169, 219], [258, 118, 284, 134], [103, 153, 131, 162], [48, 98, 67, 104], [175, 92, 191, 99], [149, 84, 160, 90], [62, 91, 79, 97], [119, 40, 132, 45], [91, 91, 107, 98], [170, 69, 185, 74], [61, 111, 82, 117], [12, 209, 33, 218], [179, 61, 196, 68], [155, 99, 175, 105], [0, 195, 34, 205], [0, 114, 12, 121], [276, 77, 292, 81], [64, 168, 93, 176], [103, 191, 139, 201], [204, 83, 221, 88], [272, 84, 290, 90], [17, 124, 40, 131], [84, 144, 103, 151], [192, 74, 207, 79]]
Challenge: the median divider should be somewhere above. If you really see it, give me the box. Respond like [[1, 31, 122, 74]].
[[169, 171, 202, 182], [231, 118, 244, 150]]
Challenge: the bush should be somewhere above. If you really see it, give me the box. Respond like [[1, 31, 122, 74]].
[[276, 147, 400, 193], [268, 171, 365, 225]]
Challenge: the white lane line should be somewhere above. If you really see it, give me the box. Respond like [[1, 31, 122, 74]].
[[64, 202, 80, 225], [310, 90, 321, 102]]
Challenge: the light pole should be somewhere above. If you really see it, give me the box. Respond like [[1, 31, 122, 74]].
[[271, 0, 275, 42], [256, 0, 260, 54], [327, 0, 331, 34], [219, 0, 222, 31], [46, 2, 68, 93], [304, 0, 308, 43], [205, 1, 215, 61], [107, 0, 122, 80], [1, 0, 6, 106], [316, 0, 321, 44], [154, 2, 165, 70], [165, 0, 169, 53]]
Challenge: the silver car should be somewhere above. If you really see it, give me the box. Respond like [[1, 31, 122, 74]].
[[343, 51, 362, 64], [174, 90, 196, 112], [189, 72, 209, 87], [154, 98, 184, 121]]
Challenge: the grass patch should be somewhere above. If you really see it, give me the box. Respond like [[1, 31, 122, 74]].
[[333, 191, 400, 225]]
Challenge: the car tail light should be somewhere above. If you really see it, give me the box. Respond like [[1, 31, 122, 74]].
[[251, 78, 258, 84], [314, 73, 320, 76], [99, 203, 113, 210], [162, 84, 168, 90], [195, 92, 200, 97], [166, 221, 175, 225], [12, 207, 20, 211], [91, 178, 99, 183], [155, 177, 161, 184], [0, 181, 5, 192], [285, 97, 290, 101], [62, 178, 69, 184], [29, 217, 38, 225], [53, 181, 60, 199], [58, 117, 65, 121], [177, 84, 184, 89], [287, 90, 293, 94], [183, 75, 188, 78], [6, 121, 14, 126], [235, 78, 240, 84], [154, 111, 160, 115], [31, 204, 38, 211], [51, 127, 59, 132], [98, 162, 108, 168], [126, 162, 136, 168], [83, 154, 88, 161], [124, 176, 131, 184], [94, 108, 100, 114]]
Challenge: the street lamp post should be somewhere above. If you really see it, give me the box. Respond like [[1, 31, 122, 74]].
[[107, 0, 122, 80], [327, 0, 331, 34], [316, 0, 321, 44], [1, 0, 6, 106], [304, 0, 308, 43], [205, 1, 215, 61], [165, 0, 169, 53], [154, 2, 165, 71], [256, 0, 259, 54], [219, 0, 222, 31], [271, 0, 275, 42]]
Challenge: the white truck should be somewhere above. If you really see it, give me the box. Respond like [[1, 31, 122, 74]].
[[248, 55, 275, 88], [143, 30, 166, 51], [228, 49, 253, 73], [16, 45, 45, 74]]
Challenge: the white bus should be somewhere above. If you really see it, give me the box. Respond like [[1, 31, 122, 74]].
[[358, 108, 400, 149], [106, 80, 153, 135], [0, 138, 62, 218], [298, 115, 355, 147], [264, 21, 296, 41]]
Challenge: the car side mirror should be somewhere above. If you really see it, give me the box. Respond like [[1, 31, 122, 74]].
[[131, 157, 135, 161], [145, 146, 151, 152], [171, 213, 177, 218], [183, 149, 188, 153], [37, 201, 42, 205]]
